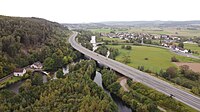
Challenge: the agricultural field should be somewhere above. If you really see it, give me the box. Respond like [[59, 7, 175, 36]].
[[174, 62, 200, 73], [89, 27, 200, 38], [184, 43, 200, 56], [107, 45, 200, 73], [88, 28, 113, 33]]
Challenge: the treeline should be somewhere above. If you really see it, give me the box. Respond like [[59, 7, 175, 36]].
[[101, 69, 196, 112], [157, 66, 200, 96], [0, 60, 118, 111], [95, 45, 119, 59], [0, 15, 76, 78], [76, 30, 94, 50]]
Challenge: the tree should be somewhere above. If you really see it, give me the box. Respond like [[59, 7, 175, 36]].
[[122, 55, 131, 64], [171, 56, 179, 62], [63, 56, 72, 66], [19, 79, 32, 93], [126, 45, 132, 50], [108, 82, 121, 94], [56, 68, 64, 78], [184, 70, 199, 81], [95, 45, 108, 56], [52, 49, 64, 68], [166, 66, 178, 79], [179, 65, 189, 74], [136, 104, 148, 112], [43, 57, 55, 71], [31, 72, 43, 86], [178, 42, 184, 48], [191, 87, 200, 95]]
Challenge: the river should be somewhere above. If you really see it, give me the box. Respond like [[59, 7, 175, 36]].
[[94, 71, 132, 112], [7, 73, 48, 94]]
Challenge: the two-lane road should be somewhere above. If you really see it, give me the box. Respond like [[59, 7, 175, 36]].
[[69, 32, 200, 111]]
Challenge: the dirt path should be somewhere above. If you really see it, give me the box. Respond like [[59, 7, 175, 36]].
[[118, 77, 129, 92], [174, 62, 200, 73]]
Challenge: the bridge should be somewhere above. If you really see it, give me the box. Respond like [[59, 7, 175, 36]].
[[69, 32, 200, 111]]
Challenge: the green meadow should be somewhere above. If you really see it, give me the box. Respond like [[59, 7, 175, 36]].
[[184, 43, 200, 56], [107, 45, 200, 73]]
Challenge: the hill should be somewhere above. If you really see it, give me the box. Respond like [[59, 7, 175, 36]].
[[0, 15, 73, 78], [64, 20, 200, 29]]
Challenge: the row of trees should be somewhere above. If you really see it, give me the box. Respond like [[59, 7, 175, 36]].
[[0, 60, 118, 111], [157, 66, 200, 96]]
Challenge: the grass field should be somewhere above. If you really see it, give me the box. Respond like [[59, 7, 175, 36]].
[[184, 43, 200, 56], [101, 36, 126, 42], [107, 45, 200, 73]]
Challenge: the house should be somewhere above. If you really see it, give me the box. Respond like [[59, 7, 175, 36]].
[[14, 68, 26, 76], [161, 35, 170, 40], [31, 62, 43, 69]]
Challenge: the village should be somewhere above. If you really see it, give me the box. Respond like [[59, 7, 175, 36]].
[[100, 31, 200, 57]]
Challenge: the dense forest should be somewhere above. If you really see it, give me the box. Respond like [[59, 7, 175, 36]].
[[101, 69, 197, 112], [0, 60, 118, 111], [0, 15, 80, 78]]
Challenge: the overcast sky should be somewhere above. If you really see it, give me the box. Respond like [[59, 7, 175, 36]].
[[0, 0, 200, 23]]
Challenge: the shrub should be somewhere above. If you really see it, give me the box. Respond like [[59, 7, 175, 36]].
[[171, 56, 179, 62], [179, 65, 189, 74], [138, 66, 144, 71], [145, 69, 152, 73], [126, 45, 132, 50]]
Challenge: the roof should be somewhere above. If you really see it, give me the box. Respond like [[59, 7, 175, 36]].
[[32, 62, 43, 67], [14, 68, 24, 72]]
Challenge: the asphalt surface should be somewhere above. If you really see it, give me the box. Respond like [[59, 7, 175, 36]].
[[69, 32, 200, 111]]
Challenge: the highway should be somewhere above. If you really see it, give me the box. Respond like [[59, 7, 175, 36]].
[[69, 32, 200, 111]]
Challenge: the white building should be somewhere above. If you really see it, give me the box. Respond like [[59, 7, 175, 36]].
[[31, 62, 43, 69], [14, 68, 26, 76], [90, 36, 96, 44]]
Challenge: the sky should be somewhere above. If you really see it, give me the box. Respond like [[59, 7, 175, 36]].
[[0, 0, 200, 23]]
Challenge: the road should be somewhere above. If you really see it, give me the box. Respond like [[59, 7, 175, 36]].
[[69, 32, 200, 111], [0, 74, 13, 82]]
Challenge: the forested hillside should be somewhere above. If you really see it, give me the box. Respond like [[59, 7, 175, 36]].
[[0, 15, 78, 78]]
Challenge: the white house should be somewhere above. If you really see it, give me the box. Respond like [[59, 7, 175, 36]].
[[14, 68, 26, 76], [31, 62, 43, 69], [181, 49, 189, 53]]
